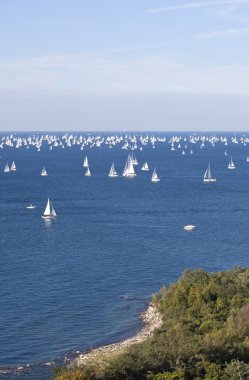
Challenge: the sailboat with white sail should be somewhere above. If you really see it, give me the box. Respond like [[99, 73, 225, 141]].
[[85, 167, 91, 176], [151, 168, 160, 182], [83, 156, 89, 168], [108, 163, 118, 177], [228, 157, 236, 170], [123, 154, 136, 177], [41, 167, 48, 176], [141, 162, 149, 171], [42, 198, 56, 219], [10, 161, 16, 171], [203, 164, 216, 183], [4, 163, 10, 173]]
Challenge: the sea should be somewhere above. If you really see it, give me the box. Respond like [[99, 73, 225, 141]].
[[1, 131, 249, 380]]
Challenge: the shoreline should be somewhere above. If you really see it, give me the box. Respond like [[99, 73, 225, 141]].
[[71, 303, 162, 369]]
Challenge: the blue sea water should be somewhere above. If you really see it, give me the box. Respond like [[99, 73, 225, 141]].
[[1, 132, 249, 380]]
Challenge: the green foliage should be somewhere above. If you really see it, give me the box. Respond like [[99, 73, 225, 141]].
[[53, 267, 249, 380]]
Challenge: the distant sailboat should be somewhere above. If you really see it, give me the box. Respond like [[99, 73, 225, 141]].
[[123, 154, 136, 177], [85, 167, 91, 176], [83, 156, 89, 168], [4, 163, 10, 173], [11, 161, 16, 171], [141, 162, 149, 171], [224, 150, 228, 156], [131, 153, 139, 165], [246, 156, 249, 162], [41, 167, 48, 176], [203, 164, 216, 183], [42, 198, 56, 219], [228, 157, 236, 170], [108, 163, 118, 177], [151, 168, 160, 182]]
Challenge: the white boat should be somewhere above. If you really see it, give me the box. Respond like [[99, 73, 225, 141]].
[[184, 225, 196, 231], [85, 167, 91, 176], [131, 153, 139, 165], [108, 163, 118, 177], [11, 161, 16, 171], [151, 168, 160, 182], [123, 155, 136, 177], [246, 156, 249, 162], [42, 198, 56, 219], [4, 163, 10, 173], [228, 156, 236, 170], [224, 150, 228, 156], [83, 156, 89, 168], [41, 167, 48, 176], [27, 204, 36, 209], [203, 164, 216, 183], [141, 162, 149, 171]]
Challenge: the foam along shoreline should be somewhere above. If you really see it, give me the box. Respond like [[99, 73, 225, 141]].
[[71, 304, 162, 368]]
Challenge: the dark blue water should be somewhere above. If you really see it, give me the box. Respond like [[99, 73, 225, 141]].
[[1, 132, 249, 379]]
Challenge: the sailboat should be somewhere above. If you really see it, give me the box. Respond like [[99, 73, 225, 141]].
[[85, 167, 91, 176], [10, 161, 16, 171], [228, 157, 236, 170], [108, 163, 118, 177], [4, 163, 10, 173], [141, 162, 149, 171], [123, 154, 136, 177], [42, 198, 56, 219], [83, 156, 89, 168], [41, 167, 48, 176], [131, 153, 139, 165], [246, 156, 249, 162], [203, 164, 216, 183], [151, 168, 160, 182]]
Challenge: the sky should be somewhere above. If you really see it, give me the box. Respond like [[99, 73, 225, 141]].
[[1, 0, 249, 131]]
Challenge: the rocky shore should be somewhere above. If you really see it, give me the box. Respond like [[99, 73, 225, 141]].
[[71, 304, 162, 369]]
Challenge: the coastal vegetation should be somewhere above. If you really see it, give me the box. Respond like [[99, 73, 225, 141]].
[[53, 267, 249, 380]]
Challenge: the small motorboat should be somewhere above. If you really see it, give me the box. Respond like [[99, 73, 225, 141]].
[[184, 225, 196, 231], [27, 204, 36, 209]]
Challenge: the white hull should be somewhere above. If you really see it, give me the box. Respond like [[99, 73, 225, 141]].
[[184, 225, 196, 231], [203, 178, 216, 183]]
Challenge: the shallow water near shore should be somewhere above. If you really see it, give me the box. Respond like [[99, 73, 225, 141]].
[[1, 132, 249, 380]]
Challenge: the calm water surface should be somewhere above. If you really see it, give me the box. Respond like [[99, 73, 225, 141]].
[[1, 132, 249, 379]]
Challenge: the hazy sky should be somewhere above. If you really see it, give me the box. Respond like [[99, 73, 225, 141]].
[[1, 0, 249, 131]]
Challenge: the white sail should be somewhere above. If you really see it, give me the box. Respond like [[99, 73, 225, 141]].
[[141, 162, 149, 171], [109, 163, 118, 177], [85, 167, 91, 176], [203, 164, 216, 183], [151, 168, 160, 182], [83, 156, 89, 167], [44, 198, 51, 216], [11, 161, 16, 171], [41, 167, 48, 176], [51, 206, 57, 217], [228, 156, 236, 169], [4, 163, 10, 173]]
